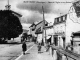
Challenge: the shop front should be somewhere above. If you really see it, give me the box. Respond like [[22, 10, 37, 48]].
[[54, 33, 66, 48], [71, 31, 80, 54]]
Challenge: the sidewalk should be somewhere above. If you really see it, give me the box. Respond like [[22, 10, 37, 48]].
[[17, 44, 53, 60]]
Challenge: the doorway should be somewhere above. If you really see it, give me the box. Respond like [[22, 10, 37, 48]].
[[62, 37, 65, 48], [54, 37, 58, 46]]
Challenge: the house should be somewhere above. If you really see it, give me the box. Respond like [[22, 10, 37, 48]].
[[35, 20, 48, 44], [53, 1, 80, 48], [71, 31, 80, 54], [29, 20, 48, 43], [29, 23, 36, 37], [45, 25, 54, 44], [54, 14, 67, 48]]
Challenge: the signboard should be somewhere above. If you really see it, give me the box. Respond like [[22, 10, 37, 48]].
[[37, 34, 42, 43]]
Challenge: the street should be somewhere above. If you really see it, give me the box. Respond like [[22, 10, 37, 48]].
[[16, 44, 53, 60], [0, 42, 55, 60], [0, 42, 34, 60]]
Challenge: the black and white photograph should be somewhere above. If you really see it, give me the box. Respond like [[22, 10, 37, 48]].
[[0, 0, 80, 60]]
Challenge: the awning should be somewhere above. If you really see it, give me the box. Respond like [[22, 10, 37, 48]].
[[46, 36, 51, 39], [46, 36, 51, 42]]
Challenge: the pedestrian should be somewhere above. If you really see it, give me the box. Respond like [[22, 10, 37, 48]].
[[37, 43, 42, 53], [46, 42, 50, 52], [22, 41, 27, 55], [51, 43, 55, 57]]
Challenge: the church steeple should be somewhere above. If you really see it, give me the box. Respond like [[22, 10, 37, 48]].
[[5, 0, 11, 10]]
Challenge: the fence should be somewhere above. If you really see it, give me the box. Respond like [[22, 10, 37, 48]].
[[51, 45, 80, 60]]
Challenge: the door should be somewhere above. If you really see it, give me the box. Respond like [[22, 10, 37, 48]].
[[54, 37, 58, 46]]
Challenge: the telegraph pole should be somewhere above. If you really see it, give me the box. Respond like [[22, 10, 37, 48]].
[[42, 5, 47, 44]]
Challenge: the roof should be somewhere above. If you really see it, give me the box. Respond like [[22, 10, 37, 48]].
[[54, 14, 67, 25], [35, 20, 48, 34], [29, 23, 36, 28], [29, 20, 48, 28], [35, 20, 43, 26], [45, 25, 53, 29], [35, 20, 48, 26], [72, 31, 80, 36]]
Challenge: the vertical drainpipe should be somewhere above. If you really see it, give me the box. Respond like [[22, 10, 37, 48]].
[[65, 16, 67, 49]]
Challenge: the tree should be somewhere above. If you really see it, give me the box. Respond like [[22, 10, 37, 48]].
[[0, 10, 23, 40]]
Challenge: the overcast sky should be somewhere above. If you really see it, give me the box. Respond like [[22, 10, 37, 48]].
[[0, 0, 77, 29]]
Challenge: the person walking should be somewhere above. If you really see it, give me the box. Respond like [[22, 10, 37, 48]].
[[46, 42, 50, 52], [37, 43, 42, 53], [22, 41, 27, 55]]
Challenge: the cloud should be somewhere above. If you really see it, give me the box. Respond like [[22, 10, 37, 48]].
[[16, 0, 76, 24], [45, 13, 58, 23], [21, 23, 31, 29], [21, 12, 43, 24], [52, 3, 72, 14], [27, 12, 43, 24], [17, 0, 52, 13], [0, 0, 77, 27], [17, 0, 76, 15]]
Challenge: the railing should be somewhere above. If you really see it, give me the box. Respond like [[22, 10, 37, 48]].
[[51, 45, 80, 60]]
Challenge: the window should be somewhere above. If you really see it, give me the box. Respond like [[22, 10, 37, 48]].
[[63, 15, 67, 21], [59, 17, 61, 22], [57, 18, 59, 23], [63, 16, 65, 21], [54, 18, 57, 23]]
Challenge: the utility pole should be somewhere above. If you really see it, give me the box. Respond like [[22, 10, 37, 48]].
[[42, 5, 47, 44]]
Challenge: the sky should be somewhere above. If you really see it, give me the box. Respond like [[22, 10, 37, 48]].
[[0, 0, 77, 30]]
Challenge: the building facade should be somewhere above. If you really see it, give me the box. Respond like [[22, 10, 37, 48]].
[[29, 20, 48, 43], [54, 14, 67, 48], [53, 6, 80, 48], [45, 25, 54, 44]]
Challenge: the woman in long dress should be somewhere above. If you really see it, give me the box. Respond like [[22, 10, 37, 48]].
[[22, 42, 27, 55]]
